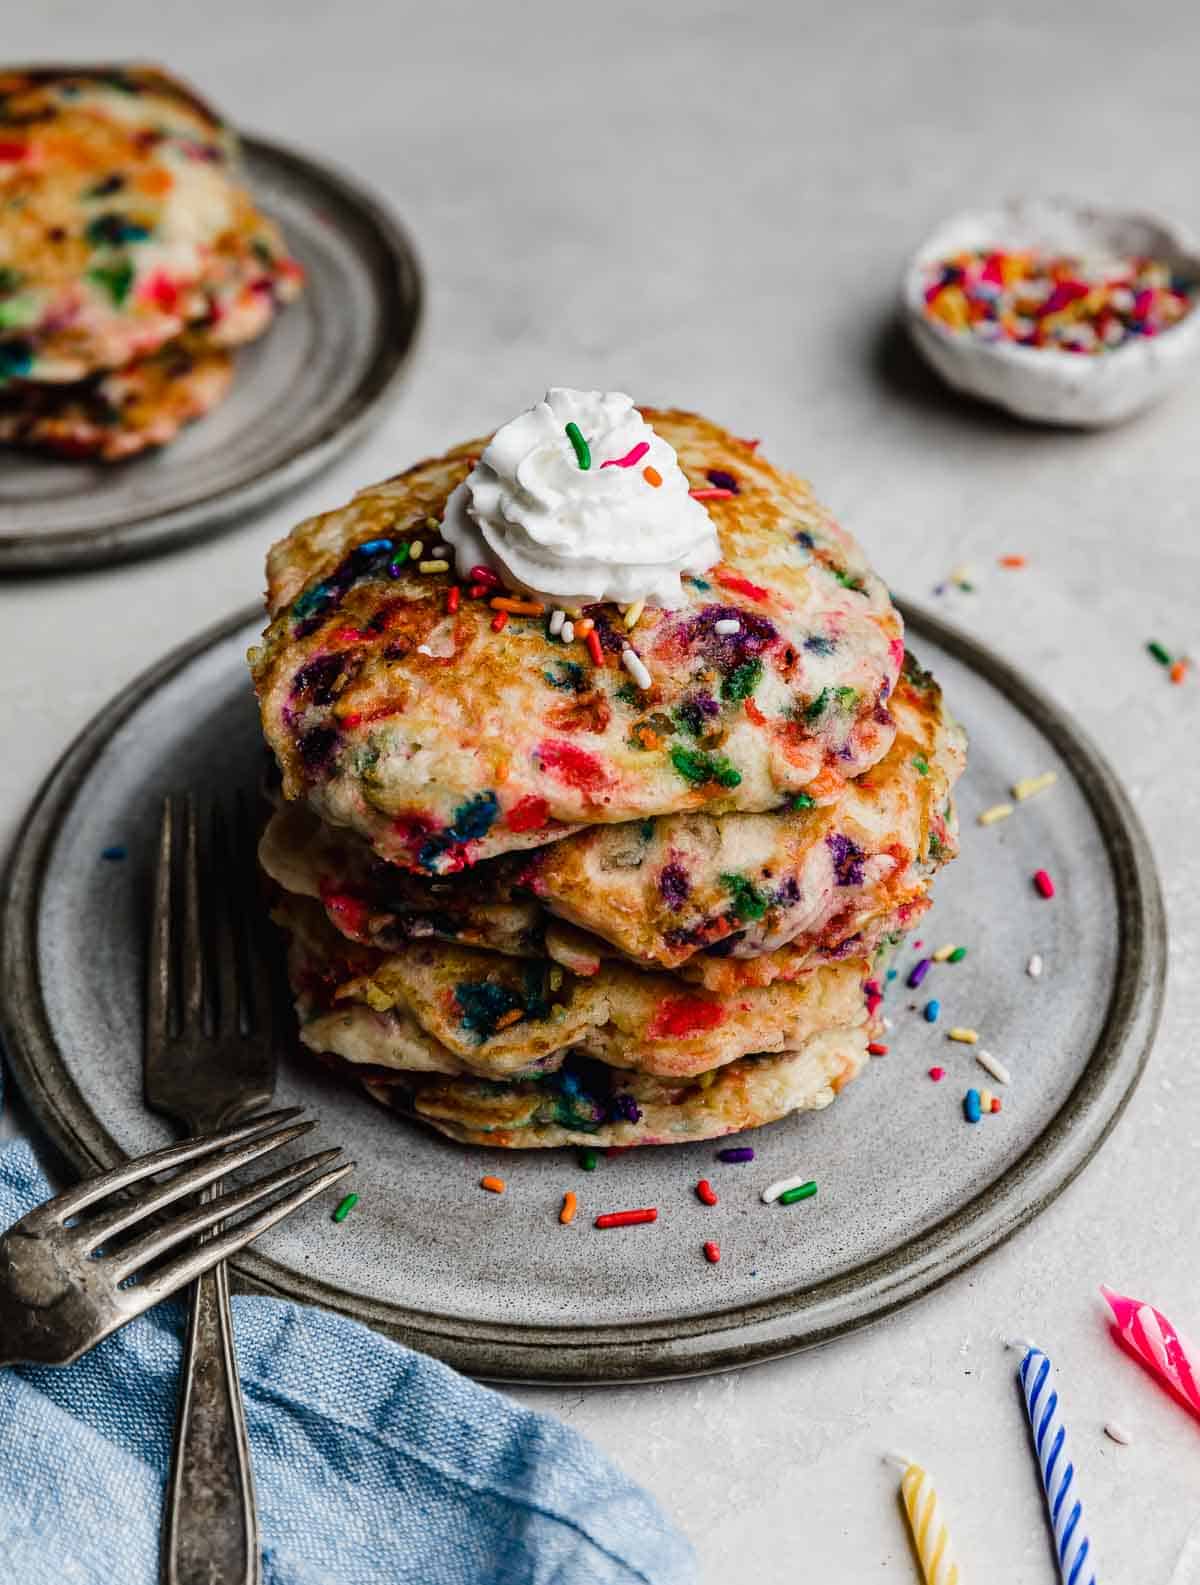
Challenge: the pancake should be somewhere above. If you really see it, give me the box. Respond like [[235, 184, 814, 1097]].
[[0, 65, 302, 387], [277, 889, 876, 1082], [357, 1031, 869, 1148], [0, 335, 232, 458], [259, 653, 961, 981], [250, 409, 905, 873]]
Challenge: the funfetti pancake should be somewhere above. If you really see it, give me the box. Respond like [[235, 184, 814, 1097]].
[[0, 65, 302, 387], [258, 653, 961, 979], [251, 404, 905, 875], [0, 335, 232, 458], [357, 1031, 871, 1149], [275, 889, 875, 1083]]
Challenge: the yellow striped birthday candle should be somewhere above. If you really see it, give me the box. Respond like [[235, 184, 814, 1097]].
[[899, 1460, 961, 1585]]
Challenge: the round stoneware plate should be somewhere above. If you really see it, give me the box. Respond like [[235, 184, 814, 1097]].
[[1, 603, 1165, 1383], [0, 139, 421, 574]]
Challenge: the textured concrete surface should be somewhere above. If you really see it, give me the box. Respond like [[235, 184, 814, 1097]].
[[3, 2, 1199, 1578]]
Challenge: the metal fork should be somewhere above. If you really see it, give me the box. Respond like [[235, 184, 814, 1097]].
[[147, 793, 307, 1585], [0, 1109, 350, 1369]]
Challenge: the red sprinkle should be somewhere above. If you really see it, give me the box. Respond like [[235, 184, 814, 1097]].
[[929, 1066, 946, 1082], [595, 1208, 658, 1229], [491, 610, 509, 633], [991, 1096, 1003, 1113], [601, 441, 650, 470], [867, 1041, 889, 1056], [1033, 868, 1055, 899], [689, 487, 735, 501], [703, 1241, 721, 1264], [865, 993, 883, 1016], [715, 570, 770, 603], [468, 582, 490, 598], [446, 585, 460, 614], [469, 565, 501, 587], [585, 629, 605, 668], [506, 794, 549, 832], [538, 739, 611, 792], [739, 437, 760, 450], [648, 994, 725, 1039], [695, 1179, 718, 1207], [0, 142, 29, 163]]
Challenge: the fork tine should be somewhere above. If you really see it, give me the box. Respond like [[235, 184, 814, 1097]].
[[125, 1159, 355, 1312], [20, 1107, 304, 1232], [209, 801, 241, 1040], [107, 1148, 344, 1278], [73, 1119, 318, 1250], [147, 796, 174, 1054], [179, 793, 205, 1034]]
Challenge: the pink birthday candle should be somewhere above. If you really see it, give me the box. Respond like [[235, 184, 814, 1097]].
[[1101, 1285, 1200, 1422]]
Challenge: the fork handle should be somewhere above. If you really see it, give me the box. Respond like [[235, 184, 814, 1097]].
[[161, 1191, 260, 1585]]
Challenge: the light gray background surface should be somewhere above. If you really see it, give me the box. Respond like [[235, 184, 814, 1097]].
[[3, 3, 1199, 1578]]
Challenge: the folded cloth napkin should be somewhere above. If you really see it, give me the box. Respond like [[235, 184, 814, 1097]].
[[0, 1129, 695, 1585]]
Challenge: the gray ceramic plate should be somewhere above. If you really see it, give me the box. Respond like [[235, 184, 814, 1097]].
[[0, 139, 421, 574], [0, 603, 1165, 1383]]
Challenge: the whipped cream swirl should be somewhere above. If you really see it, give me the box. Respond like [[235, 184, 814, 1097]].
[[440, 389, 721, 608]]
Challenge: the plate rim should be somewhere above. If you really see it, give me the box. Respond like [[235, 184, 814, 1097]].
[[0, 600, 1166, 1383], [0, 135, 423, 575]]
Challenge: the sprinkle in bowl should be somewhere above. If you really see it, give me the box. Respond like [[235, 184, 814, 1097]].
[[902, 198, 1200, 426]]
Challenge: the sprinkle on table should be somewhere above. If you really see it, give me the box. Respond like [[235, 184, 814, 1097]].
[[907, 957, 932, 989], [1104, 1421, 1134, 1446], [559, 1190, 578, 1226], [867, 1041, 889, 1056], [964, 1089, 982, 1124], [1011, 770, 1057, 802], [999, 554, 1028, 568], [929, 1066, 945, 1082], [777, 1180, 818, 1206], [948, 1027, 979, 1044], [565, 421, 591, 470], [1170, 658, 1190, 684], [695, 1179, 718, 1206], [932, 944, 956, 962], [594, 1207, 658, 1229], [331, 1192, 359, 1224], [480, 1175, 506, 1194], [978, 802, 1014, 826], [1033, 868, 1056, 899], [717, 1146, 755, 1163], [703, 1240, 721, 1264], [579, 1150, 599, 1171], [947, 946, 966, 963], [1147, 640, 1172, 667], [976, 1049, 1011, 1085], [1027, 953, 1044, 978], [100, 845, 127, 862], [761, 1174, 813, 1204], [924, 1000, 941, 1024]]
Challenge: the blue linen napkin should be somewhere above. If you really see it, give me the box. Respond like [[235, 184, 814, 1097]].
[[0, 1115, 695, 1584]]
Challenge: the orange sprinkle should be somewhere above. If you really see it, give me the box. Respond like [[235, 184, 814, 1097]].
[[999, 554, 1027, 568], [494, 1007, 524, 1030], [491, 610, 509, 633], [1170, 659, 1189, 684], [643, 465, 662, 487], [743, 696, 767, 726], [585, 630, 605, 668], [575, 617, 595, 636], [739, 437, 760, 450], [490, 596, 544, 615], [560, 1190, 578, 1226], [991, 1097, 1002, 1113], [480, 1175, 506, 1193], [446, 586, 460, 614]]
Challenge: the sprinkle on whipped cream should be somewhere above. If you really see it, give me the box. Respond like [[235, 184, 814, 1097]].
[[440, 389, 721, 608]]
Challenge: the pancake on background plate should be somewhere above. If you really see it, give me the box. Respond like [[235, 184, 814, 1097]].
[[252, 390, 964, 1149], [0, 64, 302, 454]]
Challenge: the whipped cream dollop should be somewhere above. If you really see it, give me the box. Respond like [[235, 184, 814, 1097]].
[[440, 388, 721, 608]]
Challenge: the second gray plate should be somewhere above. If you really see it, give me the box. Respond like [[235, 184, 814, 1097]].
[[0, 137, 421, 573], [0, 604, 1165, 1382]]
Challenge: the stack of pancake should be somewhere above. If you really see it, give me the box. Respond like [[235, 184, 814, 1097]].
[[251, 409, 965, 1150], [0, 65, 301, 460]]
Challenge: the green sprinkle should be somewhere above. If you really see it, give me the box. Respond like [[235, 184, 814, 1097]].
[[565, 421, 591, 470], [803, 688, 829, 722], [580, 1149, 599, 1171], [948, 946, 967, 963], [720, 872, 769, 921], [790, 792, 815, 810], [778, 1180, 818, 1206], [912, 754, 930, 777], [833, 569, 864, 592], [332, 1192, 359, 1223], [1148, 641, 1172, 666], [88, 261, 134, 305], [721, 659, 763, 703], [389, 542, 411, 573], [669, 745, 742, 789]]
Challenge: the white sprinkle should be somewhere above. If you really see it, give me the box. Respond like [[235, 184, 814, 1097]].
[[1027, 953, 1044, 978], [432, 543, 451, 557], [417, 644, 434, 657], [1104, 1421, 1134, 1445], [714, 618, 741, 635], [976, 1049, 1011, 1086], [560, 620, 575, 644], [882, 1016, 894, 1031], [621, 647, 653, 690], [548, 608, 565, 637], [761, 1174, 811, 1205]]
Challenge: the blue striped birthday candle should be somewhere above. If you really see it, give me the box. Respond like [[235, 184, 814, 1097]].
[[1017, 1342, 1097, 1585]]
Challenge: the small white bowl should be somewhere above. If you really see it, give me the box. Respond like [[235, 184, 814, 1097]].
[[902, 198, 1200, 427]]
